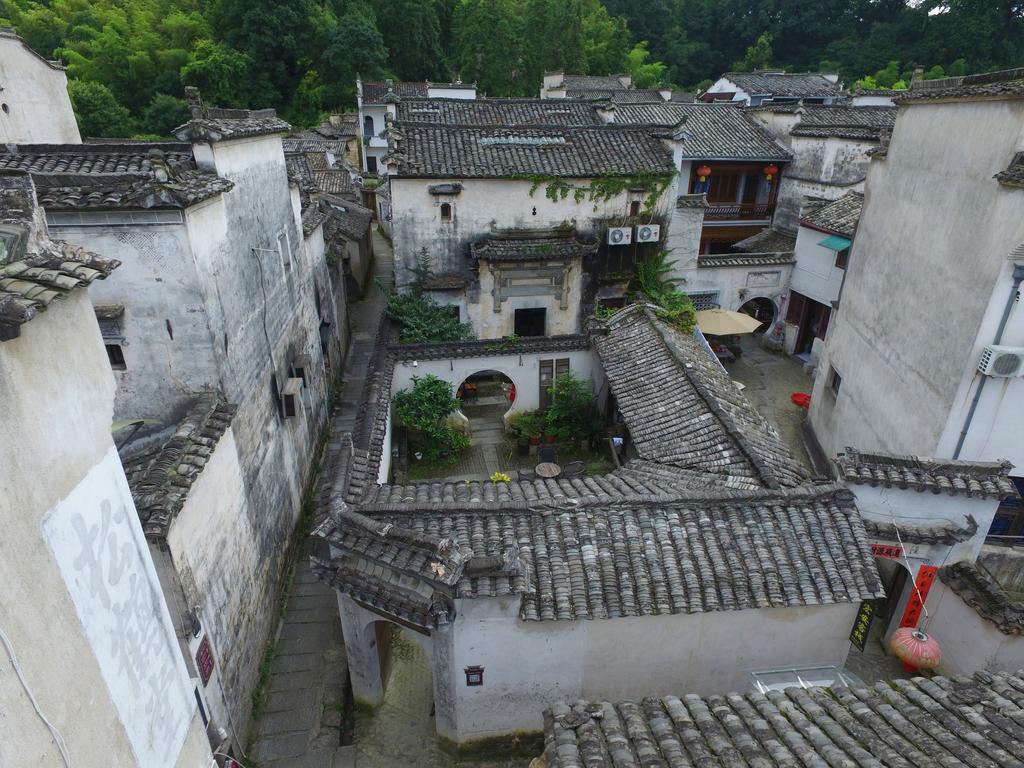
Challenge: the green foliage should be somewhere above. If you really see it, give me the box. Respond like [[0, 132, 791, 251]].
[[384, 290, 473, 344], [634, 250, 696, 334], [544, 372, 596, 440], [625, 41, 667, 88], [393, 375, 468, 463], [523, 171, 675, 215], [735, 31, 773, 71], [508, 410, 544, 439], [139, 93, 190, 137], [67, 79, 136, 137], [4, 0, 1021, 131]]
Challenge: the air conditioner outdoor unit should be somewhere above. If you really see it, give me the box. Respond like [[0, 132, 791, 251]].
[[607, 226, 632, 246], [635, 224, 661, 243], [978, 345, 1024, 378]]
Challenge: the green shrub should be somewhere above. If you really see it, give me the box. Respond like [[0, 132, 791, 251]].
[[384, 290, 473, 343], [393, 375, 467, 463], [634, 250, 696, 333], [545, 373, 596, 440]]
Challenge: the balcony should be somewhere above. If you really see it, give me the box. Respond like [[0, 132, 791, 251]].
[[704, 202, 776, 221]]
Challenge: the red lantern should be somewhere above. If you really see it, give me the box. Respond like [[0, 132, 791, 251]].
[[763, 163, 779, 181], [890, 627, 942, 671], [696, 164, 712, 182]]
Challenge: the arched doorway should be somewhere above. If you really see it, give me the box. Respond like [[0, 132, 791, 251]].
[[357, 620, 444, 762], [456, 370, 515, 446], [738, 296, 777, 335]]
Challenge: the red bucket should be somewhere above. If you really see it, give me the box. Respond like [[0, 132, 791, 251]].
[[791, 392, 811, 409]]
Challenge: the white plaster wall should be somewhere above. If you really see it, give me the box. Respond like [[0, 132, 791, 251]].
[[809, 98, 1024, 461], [852, 95, 896, 107], [849, 484, 999, 565], [926, 581, 1024, 675], [791, 224, 847, 306], [0, 36, 81, 143], [391, 349, 599, 418], [447, 598, 857, 741], [705, 77, 749, 104], [389, 178, 668, 289], [0, 291, 209, 768], [427, 87, 477, 99], [471, 259, 584, 338], [936, 258, 1024, 468], [60, 219, 222, 425], [774, 136, 873, 232], [166, 427, 267, 737]]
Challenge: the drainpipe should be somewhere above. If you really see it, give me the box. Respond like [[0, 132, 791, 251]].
[[953, 262, 1024, 458]]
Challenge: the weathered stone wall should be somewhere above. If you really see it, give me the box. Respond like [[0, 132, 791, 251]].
[[774, 136, 874, 231], [181, 133, 333, 734], [60, 215, 221, 425], [0, 34, 81, 143], [0, 290, 210, 767]]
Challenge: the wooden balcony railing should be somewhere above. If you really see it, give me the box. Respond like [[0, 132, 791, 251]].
[[704, 202, 775, 221]]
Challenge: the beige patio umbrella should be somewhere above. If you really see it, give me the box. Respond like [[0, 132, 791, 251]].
[[695, 308, 764, 335]]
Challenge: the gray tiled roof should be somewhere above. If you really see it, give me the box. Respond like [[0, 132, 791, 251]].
[[301, 202, 327, 237], [614, 104, 791, 161], [0, 174, 121, 336], [799, 191, 863, 238], [362, 81, 475, 103], [836, 447, 1019, 500], [122, 394, 237, 541], [898, 68, 1024, 103], [796, 106, 896, 130], [567, 89, 666, 103], [863, 514, 978, 545], [470, 231, 598, 262], [594, 306, 807, 489], [996, 151, 1024, 188], [732, 227, 796, 253], [698, 252, 795, 268], [940, 563, 1024, 634], [173, 106, 290, 143], [543, 669, 1024, 767], [320, 482, 881, 625], [396, 98, 602, 126], [722, 71, 843, 98], [323, 198, 373, 241], [386, 124, 675, 178], [560, 75, 629, 91], [0, 144, 233, 210]]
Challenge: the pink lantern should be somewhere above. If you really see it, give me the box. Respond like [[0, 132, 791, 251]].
[[890, 627, 942, 671]]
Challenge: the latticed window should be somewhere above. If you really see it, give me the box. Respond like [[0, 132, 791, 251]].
[[687, 291, 720, 311]]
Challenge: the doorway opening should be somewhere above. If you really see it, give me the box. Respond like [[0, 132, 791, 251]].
[[457, 370, 515, 445], [738, 297, 776, 335], [514, 307, 546, 337]]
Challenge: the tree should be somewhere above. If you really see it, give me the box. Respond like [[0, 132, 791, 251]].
[[581, 0, 630, 75], [180, 41, 267, 108], [392, 375, 468, 464], [625, 42, 666, 88], [377, 0, 449, 81], [736, 31, 773, 71], [212, 0, 316, 106], [320, 6, 389, 107], [67, 79, 136, 138], [452, 0, 523, 96], [140, 93, 190, 137]]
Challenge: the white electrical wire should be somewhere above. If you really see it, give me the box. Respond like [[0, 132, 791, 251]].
[[0, 626, 72, 767]]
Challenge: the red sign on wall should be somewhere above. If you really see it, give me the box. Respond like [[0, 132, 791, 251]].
[[871, 543, 904, 560], [196, 635, 216, 686], [899, 565, 938, 629]]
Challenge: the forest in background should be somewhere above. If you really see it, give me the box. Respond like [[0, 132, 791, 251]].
[[1, 0, 1022, 137]]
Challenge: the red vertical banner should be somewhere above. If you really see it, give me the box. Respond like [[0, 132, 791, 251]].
[[899, 565, 938, 628]]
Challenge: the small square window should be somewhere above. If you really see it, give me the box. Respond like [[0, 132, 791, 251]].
[[440, 202, 452, 221], [828, 365, 842, 396], [464, 666, 484, 686], [629, 200, 641, 217], [835, 248, 849, 269], [106, 344, 126, 371], [278, 232, 292, 271]]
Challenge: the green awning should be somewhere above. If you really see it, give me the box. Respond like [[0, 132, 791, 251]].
[[818, 235, 852, 251]]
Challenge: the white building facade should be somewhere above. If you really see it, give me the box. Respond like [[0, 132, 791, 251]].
[[0, 28, 81, 144]]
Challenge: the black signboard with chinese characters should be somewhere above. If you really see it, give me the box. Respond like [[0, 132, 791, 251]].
[[849, 600, 879, 652]]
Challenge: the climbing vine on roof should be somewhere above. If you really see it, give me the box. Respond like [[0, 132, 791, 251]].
[[517, 171, 675, 214]]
